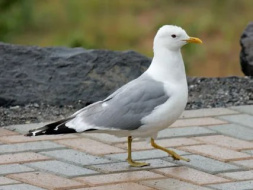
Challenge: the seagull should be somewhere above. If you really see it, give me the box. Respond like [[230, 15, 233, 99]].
[[26, 25, 202, 167]]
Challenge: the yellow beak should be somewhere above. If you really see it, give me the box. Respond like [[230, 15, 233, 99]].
[[184, 37, 202, 44]]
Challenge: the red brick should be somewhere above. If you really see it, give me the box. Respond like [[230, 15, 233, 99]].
[[153, 166, 229, 185], [0, 152, 50, 165], [179, 145, 252, 162], [55, 138, 125, 155], [74, 171, 164, 186], [116, 138, 202, 151], [8, 172, 87, 190], [193, 135, 253, 150]]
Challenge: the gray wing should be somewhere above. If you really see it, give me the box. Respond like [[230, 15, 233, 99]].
[[72, 74, 169, 131]]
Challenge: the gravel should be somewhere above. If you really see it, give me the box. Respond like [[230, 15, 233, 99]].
[[1, 76, 252, 127]]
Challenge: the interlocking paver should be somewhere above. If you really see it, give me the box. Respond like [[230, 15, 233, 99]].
[[0, 134, 78, 144], [8, 172, 87, 190], [218, 114, 253, 129], [55, 138, 125, 155], [232, 159, 253, 169], [116, 137, 202, 151], [5, 123, 50, 134], [164, 154, 241, 174], [40, 149, 112, 165], [153, 166, 229, 185], [193, 135, 253, 150], [208, 124, 253, 140], [73, 182, 155, 190], [0, 152, 50, 165], [0, 141, 64, 155], [0, 183, 46, 190], [208, 180, 253, 190], [171, 117, 227, 127], [180, 107, 238, 118], [243, 149, 253, 155], [219, 170, 253, 181], [74, 171, 164, 186], [26, 160, 97, 177], [0, 164, 34, 175], [89, 159, 175, 173], [0, 177, 19, 185], [158, 126, 217, 139], [141, 178, 213, 190], [230, 105, 253, 115], [180, 144, 252, 161], [80, 133, 126, 144], [0, 128, 18, 137]]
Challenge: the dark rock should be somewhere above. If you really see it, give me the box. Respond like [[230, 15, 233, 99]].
[[240, 22, 253, 76], [0, 42, 151, 107]]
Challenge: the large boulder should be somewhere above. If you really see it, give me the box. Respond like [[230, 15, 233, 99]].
[[240, 22, 253, 76], [0, 43, 151, 107]]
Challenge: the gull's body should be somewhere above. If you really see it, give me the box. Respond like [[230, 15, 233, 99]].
[[27, 25, 202, 167]]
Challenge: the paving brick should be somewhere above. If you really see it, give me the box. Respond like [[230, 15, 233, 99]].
[[74, 171, 164, 186], [218, 114, 253, 129], [171, 117, 227, 128], [153, 166, 229, 185], [158, 126, 217, 139], [0, 152, 50, 165], [5, 123, 50, 134], [0, 141, 65, 155], [41, 149, 112, 165], [179, 145, 252, 162], [0, 128, 18, 137], [8, 172, 87, 190], [193, 135, 253, 150], [232, 159, 253, 169], [219, 170, 253, 181], [208, 124, 253, 141], [55, 138, 124, 155], [80, 133, 126, 144], [0, 177, 19, 185], [116, 138, 202, 151], [26, 160, 97, 177], [73, 183, 155, 190], [180, 108, 238, 119], [0, 134, 78, 144], [89, 159, 175, 173], [208, 180, 253, 190], [243, 149, 253, 155], [0, 183, 45, 190], [230, 105, 253, 115], [106, 149, 190, 161], [141, 178, 213, 190], [0, 164, 34, 175], [164, 154, 241, 174]]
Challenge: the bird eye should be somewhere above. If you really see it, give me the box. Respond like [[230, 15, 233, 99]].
[[171, 34, 177, 38]]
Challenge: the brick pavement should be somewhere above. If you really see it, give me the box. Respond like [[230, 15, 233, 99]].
[[0, 105, 253, 190]]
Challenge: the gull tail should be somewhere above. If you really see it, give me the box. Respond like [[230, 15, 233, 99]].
[[25, 117, 76, 136]]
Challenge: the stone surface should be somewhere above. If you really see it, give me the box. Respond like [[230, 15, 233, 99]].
[[232, 159, 253, 169], [74, 183, 155, 190], [218, 114, 253, 129], [230, 105, 253, 115], [219, 170, 253, 181], [0, 164, 34, 175], [208, 180, 253, 190], [171, 117, 227, 127], [0, 177, 19, 185], [240, 22, 253, 76], [0, 184, 45, 190], [0, 42, 150, 107]]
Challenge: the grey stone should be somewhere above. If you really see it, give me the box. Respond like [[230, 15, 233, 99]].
[[243, 149, 253, 155], [240, 22, 253, 76], [0, 141, 64, 155], [26, 160, 97, 177], [0, 42, 151, 106], [164, 154, 241, 174], [40, 149, 112, 166], [5, 123, 50, 134], [141, 178, 212, 190], [105, 149, 190, 161], [0, 184, 45, 190], [208, 124, 253, 141], [230, 105, 253, 115], [0, 164, 34, 175], [157, 126, 217, 139], [218, 114, 253, 129], [208, 180, 253, 190]]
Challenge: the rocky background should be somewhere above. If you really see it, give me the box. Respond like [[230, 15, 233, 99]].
[[1, 27, 253, 127]]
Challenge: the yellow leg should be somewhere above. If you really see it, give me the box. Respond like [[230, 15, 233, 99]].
[[127, 136, 150, 167], [151, 138, 190, 162]]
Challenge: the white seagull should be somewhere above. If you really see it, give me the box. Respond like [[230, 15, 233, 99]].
[[26, 25, 202, 167]]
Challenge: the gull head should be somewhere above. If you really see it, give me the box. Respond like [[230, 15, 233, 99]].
[[154, 25, 202, 51]]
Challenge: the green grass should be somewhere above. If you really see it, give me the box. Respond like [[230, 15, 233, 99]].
[[4, 0, 253, 76]]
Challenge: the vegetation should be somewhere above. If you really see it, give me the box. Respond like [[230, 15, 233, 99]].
[[1, 0, 252, 76]]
